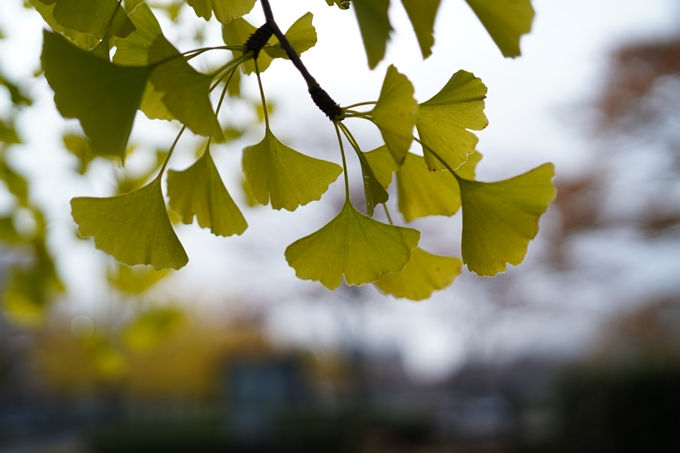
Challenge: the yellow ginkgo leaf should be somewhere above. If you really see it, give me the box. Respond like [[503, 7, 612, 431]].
[[458, 163, 556, 276], [353, 0, 392, 69], [242, 129, 342, 211], [416, 70, 488, 171], [375, 248, 462, 300], [113, 2, 174, 121], [120, 307, 187, 354], [265, 12, 318, 59], [400, 0, 441, 59], [47, 0, 135, 41], [41, 30, 150, 160], [466, 0, 534, 58], [186, 0, 256, 24], [364, 145, 398, 189], [356, 149, 388, 217], [396, 153, 464, 222], [148, 35, 224, 141], [285, 201, 420, 290], [167, 149, 247, 237], [107, 263, 171, 295], [370, 65, 417, 165], [29, 0, 99, 49], [71, 179, 189, 270]]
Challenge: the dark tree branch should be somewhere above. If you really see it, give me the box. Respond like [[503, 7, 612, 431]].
[[259, 0, 344, 120]]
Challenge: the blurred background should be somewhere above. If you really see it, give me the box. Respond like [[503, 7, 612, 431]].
[[1, 0, 680, 451]]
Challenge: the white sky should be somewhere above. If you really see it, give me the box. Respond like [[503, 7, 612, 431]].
[[1, 0, 679, 380]]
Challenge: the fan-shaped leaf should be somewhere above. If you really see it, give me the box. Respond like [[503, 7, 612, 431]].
[[41, 0, 135, 41], [370, 65, 417, 165], [41, 30, 150, 160], [167, 149, 247, 237], [242, 129, 342, 211], [29, 0, 100, 49], [416, 70, 488, 171], [397, 153, 463, 222], [107, 264, 171, 295], [71, 180, 189, 270], [149, 35, 224, 141], [353, 0, 392, 69], [459, 163, 556, 276], [400, 0, 441, 59], [265, 12, 318, 59], [375, 248, 461, 300], [113, 3, 174, 121], [285, 201, 420, 289], [364, 145, 398, 189], [356, 149, 389, 217], [186, 0, 256, 24], [466, 0, 534, 58]]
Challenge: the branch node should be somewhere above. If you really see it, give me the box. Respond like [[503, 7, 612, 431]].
[[245, 23, 274, 58], [309, 84, 344, 121]]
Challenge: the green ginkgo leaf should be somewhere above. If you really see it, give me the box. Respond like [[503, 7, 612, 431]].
[[457, 150, 483, 180], [44, 0, 136, 41], [458, 163, 556, 276], [375, 248, 462, 300], [107, 264, 171, 295], [265, 12, 317, 59], [242, 129, 342, 211], [416, 70, 488, 171], [186, 0, 257, 24], [113, 3, 174, 121], [148, 35, 224, 141], [397, 153, 463, 222], [466, 0, 534, 58], [285, 201, 420, 289], [353, 0, 392, 69], [222, 18, 275, 74], [63, 133, 96, 175], [167, 149, 247, 237], [41, 30, 150, 160], [356, 149, 389, 217], [29, 0, 100, 49], [71, 179, 189, 270], [364, 145, 398, 189], [400, 0, 441, 59], [370, 65, 417, 165]]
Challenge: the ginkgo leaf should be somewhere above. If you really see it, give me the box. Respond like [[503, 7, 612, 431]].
[[242, 129, 342, 211], [222, 18, 274, 74], [265, 12, 317, 59], [375, 248, 462, 300], [63, 133, 96, 174], [0, 217, 22, 244], [186, 0, 256, 24], [29, 0, 100, 49], [364, 145, 398, 189], [285, 201, 420, 290], [457, 150, 483, 180], [71, 179, 189, 270], [466, 0, 534, 58], [370, 65, 417, 165], [356, 149, 389, 217], [41, 30, 150, 160], [397, 153, 463, 222], [148, 35, 224, 141], [353, 0, 392, 69], [48, 0, 135, 40], [400, 0, 441, 59], [416, 70, 488, 171], [458, 163, 556, 276], [167, 149, 247, 237], [113, 3, 174, 120], [107, 264, 171, 294]]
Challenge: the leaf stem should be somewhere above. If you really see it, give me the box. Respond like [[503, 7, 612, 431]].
[[334, 122, 351, 201], [156, 125, 186, 181], [214, 66, 239, 117], [253, 58, 270, 130], [382, 204, 395, 225], [342, 101, 377, 110]]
